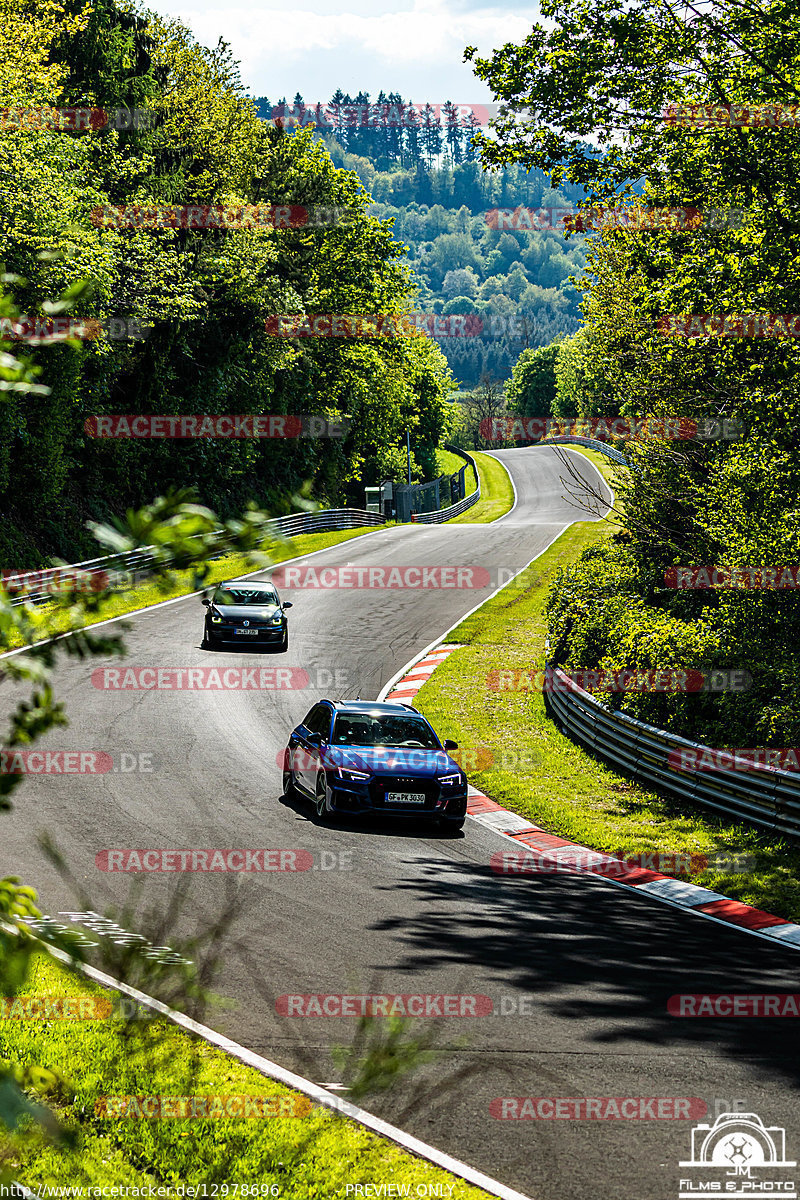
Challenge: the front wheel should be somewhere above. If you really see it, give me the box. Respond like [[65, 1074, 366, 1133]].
[[278, 625, 289, 653], [282, 766, 295, 798], [315, 772, 329, 821]]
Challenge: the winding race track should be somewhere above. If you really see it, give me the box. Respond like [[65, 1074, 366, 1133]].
[[3, 446, 800, 1200]]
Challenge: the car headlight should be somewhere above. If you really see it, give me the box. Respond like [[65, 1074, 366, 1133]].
[[270, 615, 283, 625], [437, 773, 462, 785], [211, 615, 222, 624], [337, 766, 370, 782]]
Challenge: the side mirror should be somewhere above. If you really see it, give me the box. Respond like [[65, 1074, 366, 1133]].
[[202, 598, 211, 607], [282, 601, 293, 610], [444, 739, 458, 751], [306, 732, 322, 747]]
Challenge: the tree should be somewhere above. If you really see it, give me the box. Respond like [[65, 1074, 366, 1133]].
[[442, 267, 479, 299], [507, 340, 562, 419], [552, 327, 614, 419], [465, 0, 800, 745], [457, 375, 509, 448]]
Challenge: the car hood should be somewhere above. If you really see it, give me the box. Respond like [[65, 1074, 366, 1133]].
[[211, 604, 281, 620], [324, 745, 462, 778]]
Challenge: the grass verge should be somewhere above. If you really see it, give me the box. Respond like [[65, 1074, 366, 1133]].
[[446, 452, 514, 525], [12, 526, 391, 651], [436, 450, 478, 498], [1, 950, 491, 1195], [413, 518, 800, 923]]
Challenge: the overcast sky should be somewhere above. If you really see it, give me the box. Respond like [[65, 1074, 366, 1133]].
[[150, 0, 533, 106]]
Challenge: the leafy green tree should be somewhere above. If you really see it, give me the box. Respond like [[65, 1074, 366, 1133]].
[[553, 327, 613, 419], [465, 0, 800, 744], [507, 340, 562, 419]]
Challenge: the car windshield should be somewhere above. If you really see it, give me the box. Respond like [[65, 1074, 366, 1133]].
[[213, 586, 278, 606], [332, 713, 440, 749]]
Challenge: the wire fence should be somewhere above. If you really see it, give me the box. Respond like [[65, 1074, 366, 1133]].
[[410, 446, 481, 523]]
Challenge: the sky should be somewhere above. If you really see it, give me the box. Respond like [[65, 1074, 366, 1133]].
[[149, 0, 534, 107]]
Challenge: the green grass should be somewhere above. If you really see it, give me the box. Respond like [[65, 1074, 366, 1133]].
[[16, 452, 510, 652], [1, 952, 492, 1195], [13, 526, 391, 650], [446, 451, 514, 524], [436, 450, 478, 497], [413, 519, 800, 923]]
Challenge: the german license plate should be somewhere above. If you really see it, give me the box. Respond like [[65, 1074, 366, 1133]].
[[386, 792, 426, 805], [234, 628, 259, 636]]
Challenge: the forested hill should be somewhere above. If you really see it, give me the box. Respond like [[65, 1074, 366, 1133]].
[[248, 94, 590, 385], [0, 11, 459, 565]]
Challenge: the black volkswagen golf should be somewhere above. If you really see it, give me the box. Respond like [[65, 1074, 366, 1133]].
[[283, 699, 468, 831], [202, 580, 292, 650]]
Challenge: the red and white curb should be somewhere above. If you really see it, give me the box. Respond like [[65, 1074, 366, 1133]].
[[385, 645, 800, 954]]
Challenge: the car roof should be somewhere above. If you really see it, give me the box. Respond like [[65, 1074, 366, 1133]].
[[324, 700, 421, 715], [217, 580, 278, 590]]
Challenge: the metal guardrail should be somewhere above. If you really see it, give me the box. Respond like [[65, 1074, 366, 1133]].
[[266, 508, 385, 537], [3, 508, 386, 606], [544, 664, 800, 840], [540, 435, 630, 464], [540, 442, 800, 839], [410, 446, 481, 524]]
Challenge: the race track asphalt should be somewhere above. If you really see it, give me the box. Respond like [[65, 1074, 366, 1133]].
[[3, 446, 799, 1200]]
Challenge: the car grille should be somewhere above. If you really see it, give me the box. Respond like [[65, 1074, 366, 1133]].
[[369, 775, 438, 810]]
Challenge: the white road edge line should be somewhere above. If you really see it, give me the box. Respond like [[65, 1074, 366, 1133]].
[[483, 452, 517, 522], [3, 924, 535, 1200], [379, 446, 614, 702], [6, 448, 614, 1200], [376, 450, 800, 951], [0, 524, 393, 662]]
